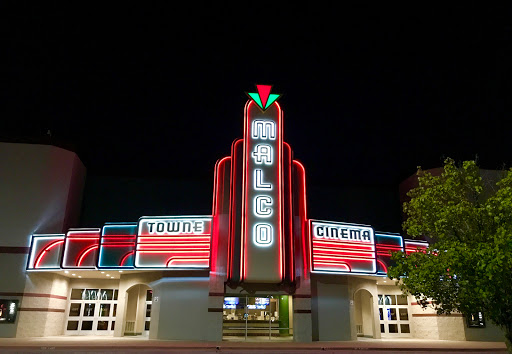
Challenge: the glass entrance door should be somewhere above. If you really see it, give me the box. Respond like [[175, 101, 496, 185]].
[[222, 295, 293, 341], [378, 294, 411, 337]]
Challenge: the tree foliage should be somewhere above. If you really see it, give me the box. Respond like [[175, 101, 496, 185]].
[[388, 158, 512, 348]]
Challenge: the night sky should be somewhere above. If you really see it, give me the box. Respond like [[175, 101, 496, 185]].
[[3, 3, 512, 233]]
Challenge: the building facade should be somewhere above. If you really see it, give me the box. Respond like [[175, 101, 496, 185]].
[[0, 86, 504, 342]]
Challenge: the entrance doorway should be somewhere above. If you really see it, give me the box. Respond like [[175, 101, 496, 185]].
[[65, 288, 118, 335], [222, 295, 293, 341], [354, 289, 375, 338], [123, 284, 152, 336], [378, 294, 411, 337]]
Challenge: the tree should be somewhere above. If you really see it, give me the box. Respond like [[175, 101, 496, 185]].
[[388, 158, 512, 350]]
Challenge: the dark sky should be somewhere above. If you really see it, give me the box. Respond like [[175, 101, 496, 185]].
[[2, 3, 512, 233]]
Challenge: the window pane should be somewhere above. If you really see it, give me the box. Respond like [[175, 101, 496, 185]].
[[81, 321, 93, 330], [83, 289, 99, 300], [100, 289, 114, 300], [99, 304, 111, 317], [111, 321, 115, 330], [397, 295, 408, 305], [113, 304, 117, 317], [380, 324, 385, 333], [67, 321, 79, 330], [378, 295, 383, 305], [399, 308, 409, 321], [145, 321, 150, 331], [97, 321, 109, 330], [385, 295, 396, 305], [114, 289, 118, 300], [379, 308, 383, 321], [83, 303, 95, 316], [389, 308, 397, 321], [146, 290, 153, 301], [70, 289, 84, 300], [146, 304, 152, 318], [400, 324, 410, 333], [388, 324, 398, 333], [69, 303, 81, 316]]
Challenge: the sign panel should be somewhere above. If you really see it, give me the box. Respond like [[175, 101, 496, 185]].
[[135, 216, 212, 268], [98, 223, 137, 268], [375, 232, 404, 275], [27, 234, 65, 270], [241, 99, 284, 283], [310, 220, 376, 274], [62, 229, 101, 269]]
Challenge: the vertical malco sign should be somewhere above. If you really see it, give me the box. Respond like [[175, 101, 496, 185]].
[[241, 85, 284, 283]]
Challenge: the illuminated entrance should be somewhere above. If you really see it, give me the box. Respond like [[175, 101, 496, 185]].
[[222, 295, 293, 341]]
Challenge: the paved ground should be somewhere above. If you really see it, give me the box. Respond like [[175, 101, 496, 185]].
[[0, 336, 507, 353]]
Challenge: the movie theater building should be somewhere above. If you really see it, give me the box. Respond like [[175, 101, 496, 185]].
[[0, 86, 503, 342]]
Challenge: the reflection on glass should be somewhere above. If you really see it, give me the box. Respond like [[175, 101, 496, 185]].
[[97, 321, 109, 330], [399, 308, 408, 320], [81, 321, 93, 330], [113, 304, 117, 317], [378, 295, 383, 305], [146, 290, 153, 301], [145, 321, 150, 330], [82, 289, 99, 300], [384, 295, 396, 305], [111, 321, 115, 330], [379, 308, 383, 321], [388, 308, 397, 321], [69, 303, 81, 316], [83, 303, 95, 316], [67, 321, 79, 330], [400, 324, 410, 333], [114, 289, 118, 300], [388, 324, 398, 333], [99, 304, 110, 317], [380, 324, 385, 333], [146, 304, 151, 318], [101, 289, 114, 300]]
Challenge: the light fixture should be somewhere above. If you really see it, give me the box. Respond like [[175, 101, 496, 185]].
[[101, 271, 105, 274], [64, 270, 69, 274], [78, 276, 82, 278], [106, 274, 110, 277], [72, 274, 76, 276], [119, 270, 123, 273], [111, 276, 114, 279]]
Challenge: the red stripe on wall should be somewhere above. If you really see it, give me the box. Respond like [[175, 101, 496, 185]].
[[18, 308, 65, 313], [0, 292, 67, 300], [0, 246, 30, 254]]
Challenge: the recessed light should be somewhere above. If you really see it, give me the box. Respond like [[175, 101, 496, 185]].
[[72, 274, 76, 276], [384, 280, 387, 283], [64, 271, 69, 274], [78, 276, 82, 278], [119, 271, 123, 273], [106, 274, 110, 276], [101, 271, 105, 274], [111, 277, 114, 279]]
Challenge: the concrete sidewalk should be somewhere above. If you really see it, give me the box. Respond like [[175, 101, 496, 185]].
[[0, 336, 507, 353]]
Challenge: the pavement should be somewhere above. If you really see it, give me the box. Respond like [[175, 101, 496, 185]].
[[0, 336, 507, 353]]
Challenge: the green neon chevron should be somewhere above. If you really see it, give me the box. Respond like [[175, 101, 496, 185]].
[[247, 92, 264, 109], [264, 94, 280, 109]]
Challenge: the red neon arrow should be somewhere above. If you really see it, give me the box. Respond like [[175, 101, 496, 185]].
[[256, 85, 272, 109]]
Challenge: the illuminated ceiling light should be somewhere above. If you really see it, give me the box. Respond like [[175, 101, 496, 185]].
[[101, 271, 105, 274], [106, 274, 110, 277], [64, 270, 69, 274], [246, 85, 281, 111], [119, 270, 123, 273], [111, 276, 114, 279], [78, 276, 82, 278], [72, 274, 76, 276]]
